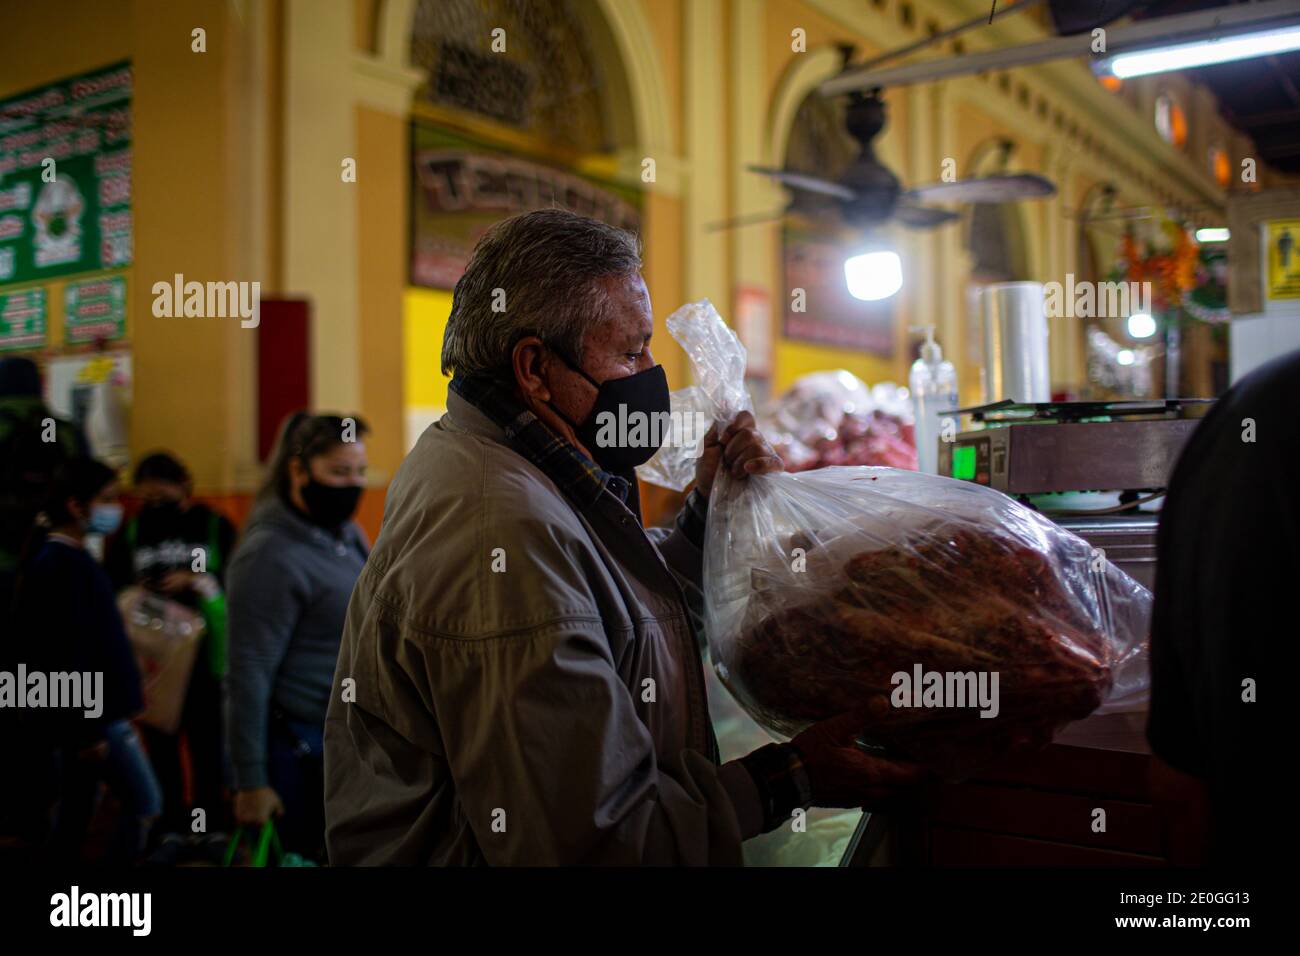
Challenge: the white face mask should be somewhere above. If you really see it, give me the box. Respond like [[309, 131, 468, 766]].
[[86, 502, 124, 536]]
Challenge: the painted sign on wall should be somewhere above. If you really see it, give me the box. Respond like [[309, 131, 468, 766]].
[[783, 226, 895, 357], [0, 286, 46, 352], [0, 61, 132, 287], [410, 122, 640, 290], [64, 273, 126, 344]]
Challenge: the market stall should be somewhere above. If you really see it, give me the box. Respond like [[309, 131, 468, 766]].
[[644, 300, 1211, 868]]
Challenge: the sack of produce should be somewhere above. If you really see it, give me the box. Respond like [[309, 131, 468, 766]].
[[639, 300, 1150, 779], [762, 370, 918, 472]]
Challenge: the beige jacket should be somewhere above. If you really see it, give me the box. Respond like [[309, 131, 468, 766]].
[[323, 390, 762, 864]]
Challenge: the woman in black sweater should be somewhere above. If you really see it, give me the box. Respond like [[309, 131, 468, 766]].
[[13, 458, 161, 865]]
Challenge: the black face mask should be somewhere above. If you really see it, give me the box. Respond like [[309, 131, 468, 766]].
[[140, 499, 183, 525], [547, 347, 671, 472], [299, 479, 363, 529]]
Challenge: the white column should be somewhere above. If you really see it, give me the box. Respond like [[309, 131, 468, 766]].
[[284, 0, 360, 411], [683, 0, 728, 311]]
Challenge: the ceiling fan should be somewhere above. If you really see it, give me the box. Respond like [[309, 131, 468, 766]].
[[713, 51, 1057, 232]]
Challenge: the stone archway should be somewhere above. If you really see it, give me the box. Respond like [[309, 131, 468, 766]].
[[371, 0, 674, 174], [766, 48, 905, 178]]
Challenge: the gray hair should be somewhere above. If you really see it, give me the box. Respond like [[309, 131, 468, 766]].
[[440, 208, 643, 378]]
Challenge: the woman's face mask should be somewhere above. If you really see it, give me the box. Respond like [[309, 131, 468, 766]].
[[295, 443, 367, 528], [86, 502, 124, 536], [546, 347, 671, 472], [299, 479, 363, 528]]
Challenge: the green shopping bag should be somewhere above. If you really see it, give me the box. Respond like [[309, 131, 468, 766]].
[[222, 821, 318, 867]]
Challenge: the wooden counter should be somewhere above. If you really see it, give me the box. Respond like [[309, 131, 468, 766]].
[[847, 711, 1166, 866]]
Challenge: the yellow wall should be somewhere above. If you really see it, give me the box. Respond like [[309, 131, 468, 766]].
[[1, 0, 252, 494], [403, 286, 452, 413], [356, 104, 408, 479], [3, 0, 1279, 504]]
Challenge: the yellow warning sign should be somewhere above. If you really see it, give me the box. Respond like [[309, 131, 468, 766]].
[[1266, 219, 1300, 300]]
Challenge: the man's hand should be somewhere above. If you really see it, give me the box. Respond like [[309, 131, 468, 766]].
[[695, 411, 782, 498], [792, 708, 932, 811], [234, 787, 285, 826]]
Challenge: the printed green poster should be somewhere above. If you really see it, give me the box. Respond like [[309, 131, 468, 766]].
[[64, 273, 126, 344], [0, 286, 47, 352], [0, 61, 132, 287]]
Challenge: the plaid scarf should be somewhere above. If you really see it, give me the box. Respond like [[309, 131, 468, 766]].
[[448, 374, 640, 521]]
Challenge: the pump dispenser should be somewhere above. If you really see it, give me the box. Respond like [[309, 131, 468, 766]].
[[908, 325, 958, 475]]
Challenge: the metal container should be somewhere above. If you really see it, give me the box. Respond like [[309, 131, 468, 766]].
[[1055, 514, 1160, 590], [981, 282, 1050, 404]]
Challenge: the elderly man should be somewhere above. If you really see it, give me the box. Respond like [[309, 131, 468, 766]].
[[324, 209, 922, 865]]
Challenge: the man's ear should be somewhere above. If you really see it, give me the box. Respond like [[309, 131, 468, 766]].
[[66, 497, 87, 524], [512, 336, 551, 402]]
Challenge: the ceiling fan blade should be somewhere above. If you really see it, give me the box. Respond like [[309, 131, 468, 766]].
[[704, 208, 790, 232], [903, 173, 1057, 205], [746, 165, 857, 201], [894, 204, 962, 229]]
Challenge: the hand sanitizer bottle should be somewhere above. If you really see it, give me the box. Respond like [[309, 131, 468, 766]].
[[909, 326, 958, 475]]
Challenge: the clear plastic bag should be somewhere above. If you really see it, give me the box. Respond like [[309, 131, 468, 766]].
[[642, 300, 1151, 779], [637, 299, 752, 492]]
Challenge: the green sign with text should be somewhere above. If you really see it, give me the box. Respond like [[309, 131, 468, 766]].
[[0, 286, 47, 352], [64, 273, 126, 344], [0, 62, 132, 287]]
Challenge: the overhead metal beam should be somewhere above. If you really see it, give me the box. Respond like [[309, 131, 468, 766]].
[[853, 0, 1048, 73], [819, 0, 1300, 95], [1230, 108, 1300, 127]]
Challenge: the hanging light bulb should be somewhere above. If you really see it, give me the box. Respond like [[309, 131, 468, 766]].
[[845, 250, 903, 301], [1127, 312, 1157, 339]]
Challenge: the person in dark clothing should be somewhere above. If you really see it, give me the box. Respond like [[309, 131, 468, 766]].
[[104, 452, 236, 846], [1146, 350, 1293, 867], [0, 356, 85, 613], [226, 412, 369, 861], [11, 457, 161, 865]]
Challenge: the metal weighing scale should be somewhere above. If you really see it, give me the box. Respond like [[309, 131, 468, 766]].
[[936, 399, 1212, 498], [929, 398, 1213, 589]]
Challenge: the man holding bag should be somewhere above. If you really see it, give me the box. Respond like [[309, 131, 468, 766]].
[[324, 209, 924, 865]]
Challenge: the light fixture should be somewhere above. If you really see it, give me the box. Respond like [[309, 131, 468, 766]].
[[1101, 25, 1300, 79], [1127, 313, 1157, 339], [845, 250, 903, 301], [1116, 349, 1136, 367], [1196, 227, 1230, 243], [821, 1, 1300, 94]]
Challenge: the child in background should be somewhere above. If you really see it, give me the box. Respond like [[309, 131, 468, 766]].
[[105, 452, 236, 853]]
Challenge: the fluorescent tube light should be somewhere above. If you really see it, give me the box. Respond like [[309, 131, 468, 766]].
[[1195, 227, 1230, 243], [1104, 26, 1300, 79]]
